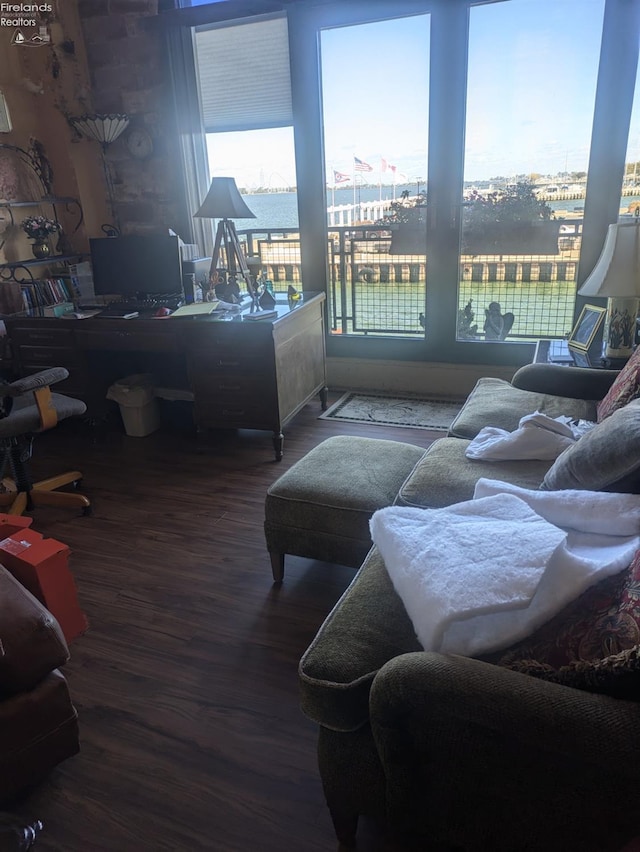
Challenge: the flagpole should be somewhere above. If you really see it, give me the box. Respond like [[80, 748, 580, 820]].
[[352, 160, 356, 226]]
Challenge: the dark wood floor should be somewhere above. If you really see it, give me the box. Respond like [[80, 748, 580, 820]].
[[10, 395, 442, 852]]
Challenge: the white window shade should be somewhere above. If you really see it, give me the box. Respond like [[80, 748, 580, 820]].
[[195, 15, 293, 133]]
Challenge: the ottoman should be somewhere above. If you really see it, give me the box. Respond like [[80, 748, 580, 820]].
[[264, 435, 427, 582]]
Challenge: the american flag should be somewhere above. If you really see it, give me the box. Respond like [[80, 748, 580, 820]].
[[354, 156, 373, 172], [333, 169, 350, 184]]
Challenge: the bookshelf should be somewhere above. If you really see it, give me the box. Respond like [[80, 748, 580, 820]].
[[0, 141, 85, 313]]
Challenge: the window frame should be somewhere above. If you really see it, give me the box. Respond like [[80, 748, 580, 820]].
[[164, 0, 640, 367]]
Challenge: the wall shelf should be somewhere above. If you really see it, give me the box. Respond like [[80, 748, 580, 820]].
[[0, 197, 83, 234], [0, 254, 88, 283]]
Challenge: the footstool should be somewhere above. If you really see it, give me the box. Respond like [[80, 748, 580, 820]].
[[264, 435, 427, 582]]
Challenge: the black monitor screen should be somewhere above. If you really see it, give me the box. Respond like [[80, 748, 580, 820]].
[[90, 235, 183, 298]]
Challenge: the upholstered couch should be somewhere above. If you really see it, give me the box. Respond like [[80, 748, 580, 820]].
[[294, 361, 640, 851], [0, 562, 79, 804], [265, 364, 617, 582]]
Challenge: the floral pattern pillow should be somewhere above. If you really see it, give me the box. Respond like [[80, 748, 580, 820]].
[[495, 548, 640, 671], [597, 346, 640, 422], [507, 646, 640, 700]]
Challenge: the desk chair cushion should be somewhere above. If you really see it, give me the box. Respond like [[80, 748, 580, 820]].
[[0, 393, 86, 438], [0, 368, 70, 398]]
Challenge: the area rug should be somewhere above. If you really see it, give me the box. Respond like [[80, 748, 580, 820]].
[[319, 391, 465, 431]]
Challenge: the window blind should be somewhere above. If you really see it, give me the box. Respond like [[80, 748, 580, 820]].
[[194, 15, 293, 133]]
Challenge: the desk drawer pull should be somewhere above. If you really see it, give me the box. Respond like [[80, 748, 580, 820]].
[[217, 359, 239, 367], [222, 408, 245, 416], [218, 383, 241, 391]]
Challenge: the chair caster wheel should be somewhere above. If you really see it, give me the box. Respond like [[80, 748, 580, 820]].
[[82, 505, 92, 517], [72, 479, 83, 489]]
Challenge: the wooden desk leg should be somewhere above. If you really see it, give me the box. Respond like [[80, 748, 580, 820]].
[[272, 431, 284, 462], [319, 386, 329, 411]]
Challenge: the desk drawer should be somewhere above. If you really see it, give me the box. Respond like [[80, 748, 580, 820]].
[[75, 327, 179, 352], [10, 326, 75, 347], [17, 345, 82, 368], [191, 373, 273, 402], [186, 332, 270, 359], [194, 401, 275, 430], [192, 359, 271, 379]]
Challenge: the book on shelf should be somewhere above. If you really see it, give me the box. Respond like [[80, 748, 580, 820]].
[[19, 277, 74, 313]]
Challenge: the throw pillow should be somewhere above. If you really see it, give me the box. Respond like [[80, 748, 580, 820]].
[[540, 398, 640, 492], [505, 646, 640, 701], [597, 345, 640, 422], [496, 548, 640, 671]]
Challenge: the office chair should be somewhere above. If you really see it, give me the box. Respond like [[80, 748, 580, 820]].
[[0, 367, 90, 516]]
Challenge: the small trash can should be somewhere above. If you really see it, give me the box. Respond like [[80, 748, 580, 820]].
[[106, 374, 160, 437]]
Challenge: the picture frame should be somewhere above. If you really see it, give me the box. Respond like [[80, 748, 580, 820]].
[[569, 348, 592, 368], [568, 304, 606, 352]]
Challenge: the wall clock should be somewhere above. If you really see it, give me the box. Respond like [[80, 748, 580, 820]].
[[125, 128, 153, 160]]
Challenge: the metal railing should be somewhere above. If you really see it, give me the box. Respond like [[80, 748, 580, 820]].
[[237, 223, 582, 340]]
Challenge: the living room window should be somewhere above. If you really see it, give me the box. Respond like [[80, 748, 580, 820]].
[[166, 0, 640, 367]]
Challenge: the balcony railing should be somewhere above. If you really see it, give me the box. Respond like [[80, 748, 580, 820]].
[[237, 222, 582, 341]]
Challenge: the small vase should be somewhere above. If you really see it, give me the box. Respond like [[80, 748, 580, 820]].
[[31, 240, 50, 260]]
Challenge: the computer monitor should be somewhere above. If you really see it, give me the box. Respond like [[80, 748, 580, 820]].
[[89, 235, 184, 299]]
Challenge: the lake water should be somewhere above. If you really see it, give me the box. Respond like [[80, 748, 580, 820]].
[[235, 188, 640, 232], [235, 186, 414, 231]]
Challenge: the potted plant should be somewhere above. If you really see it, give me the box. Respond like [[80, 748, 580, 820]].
[[21, 215, 61, 259], [461, 182, 559, 255]]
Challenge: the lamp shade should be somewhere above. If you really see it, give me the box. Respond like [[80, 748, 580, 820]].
[[194, 177, 256, 219], [578, 220, 640, 298], [70, 114, 130, 146]]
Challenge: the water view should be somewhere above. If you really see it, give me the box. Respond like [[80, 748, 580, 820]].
[[235, 188, 640, 233]]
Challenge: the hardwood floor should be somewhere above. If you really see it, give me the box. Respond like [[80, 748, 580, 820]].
[[9, 397, 441, 852]]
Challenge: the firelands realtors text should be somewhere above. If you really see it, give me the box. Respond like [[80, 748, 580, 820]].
[[1, 2, 51, 26]]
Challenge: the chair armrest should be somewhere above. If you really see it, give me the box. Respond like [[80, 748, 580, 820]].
[[0, 564, 69, 694], [371, 652, 640, 766], [511, 362, 618, 400], [1, 368, 70, 397], [369, 652, 640, 849]]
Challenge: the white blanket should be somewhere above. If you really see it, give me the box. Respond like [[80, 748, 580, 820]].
[[370, 480, 640, 656], [464, 411, 595, 461]]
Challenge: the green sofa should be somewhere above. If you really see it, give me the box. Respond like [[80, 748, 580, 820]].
[[297, 362, 640, 851]]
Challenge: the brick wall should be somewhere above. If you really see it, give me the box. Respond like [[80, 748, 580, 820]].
[[76, 0, 183, 235]]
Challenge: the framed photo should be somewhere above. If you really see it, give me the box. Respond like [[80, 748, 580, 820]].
[[569, 348, 592, 368], [568, 304, 606, 352]]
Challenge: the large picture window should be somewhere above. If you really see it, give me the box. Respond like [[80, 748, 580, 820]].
[[170, 0, 640, 366]]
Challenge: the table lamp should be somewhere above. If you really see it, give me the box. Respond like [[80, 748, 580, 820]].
[[194, 177, 256, 299], [578, 219, 640, 360]]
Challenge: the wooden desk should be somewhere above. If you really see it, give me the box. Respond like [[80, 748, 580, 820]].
[[5, 293, 328, 460]]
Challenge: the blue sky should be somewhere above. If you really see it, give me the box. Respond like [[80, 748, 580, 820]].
[[207, 0, 639, 190]]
